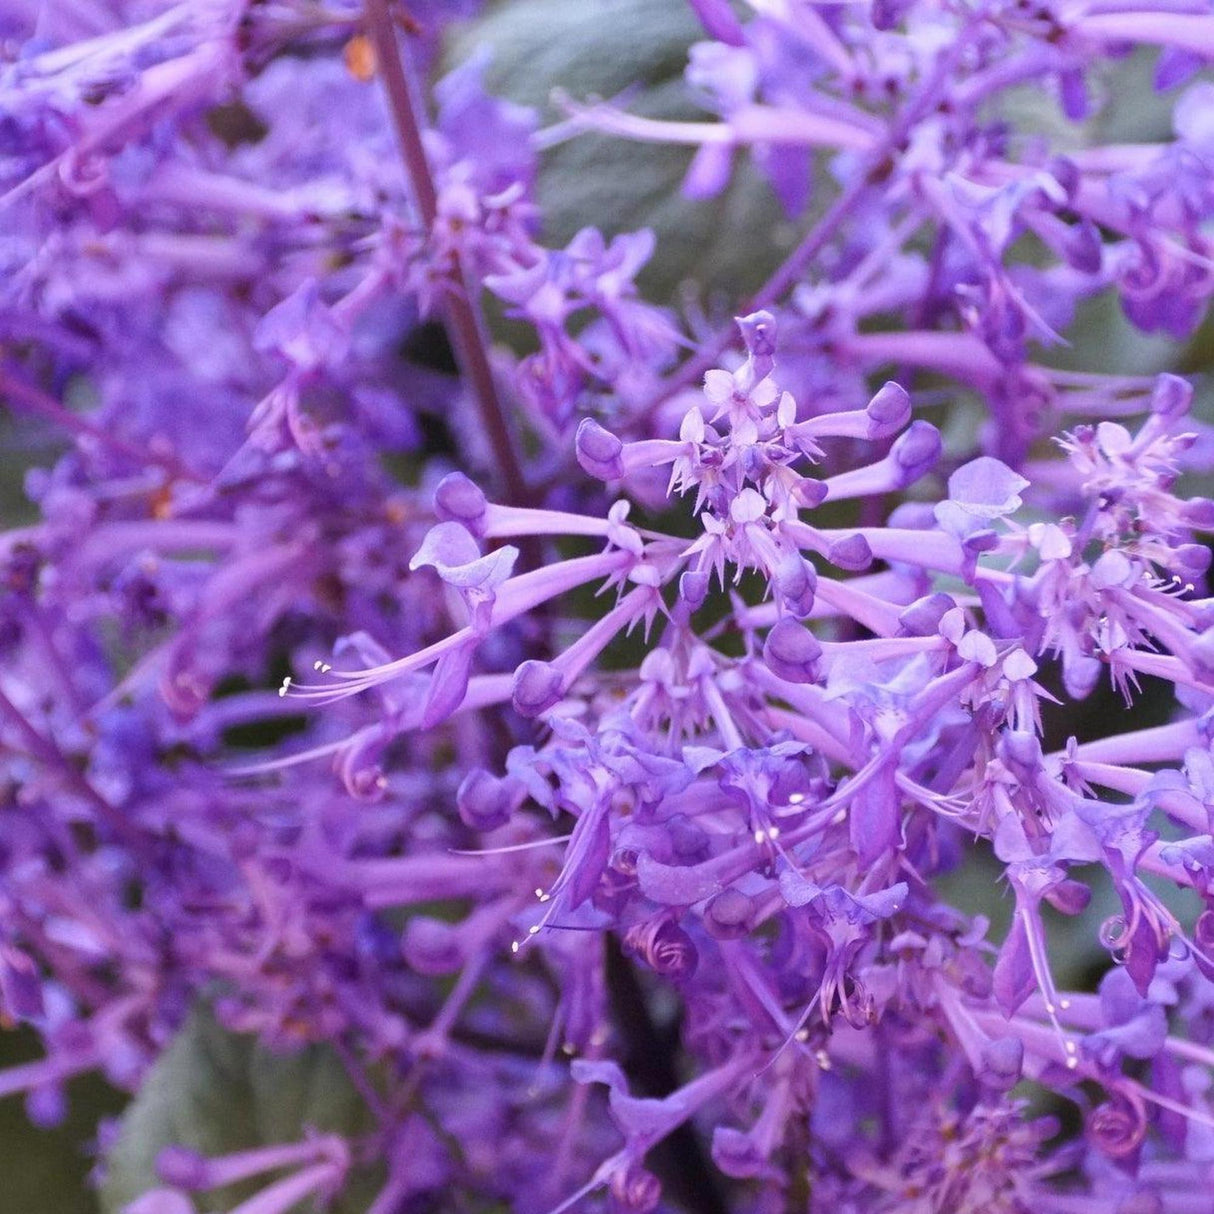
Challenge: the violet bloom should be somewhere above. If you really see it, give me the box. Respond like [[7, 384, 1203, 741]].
[[3, 1, 1214, 1212]]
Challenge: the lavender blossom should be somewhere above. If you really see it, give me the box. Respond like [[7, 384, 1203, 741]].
[[2, 1, 1214, 1212]]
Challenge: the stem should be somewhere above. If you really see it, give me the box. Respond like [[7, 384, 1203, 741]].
[[363, 0, 530, 507], [0, 365, 200, 483], [604, 939, 731, 1214]]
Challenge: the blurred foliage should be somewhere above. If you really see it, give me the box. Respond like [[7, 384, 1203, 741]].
[[446, 0, 795, 305], [99, 1009, 382, 1214], [0, 1029, 123, 1214]]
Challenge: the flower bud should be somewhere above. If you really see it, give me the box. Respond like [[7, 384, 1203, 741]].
[[433, 472, 486, 534], [1173, 543, 1211, 579], [737, 309, 777, 360], [999, 730, 1042, 777], [1062, 219, 1102, 273], [773, 553, 817, 617], [156, 1147, 209, 1190], [26, 1083, 65, 1129], [712, 1125, 765, 1178], [1046, 155, 1080, 200], [898, 593, 955, 636], [865, 381, 911, 438], [705, 888, 754, 940], [511, 660, 564, 717], [1044, 878, 1092, 916], [456, 769, 514, 831], [1150, 373, 1193, 419], [827, 533, 873, 571], [763, 618, 823, 683], [679, 569, 710, 611], [891, 420, 942, 484], [402, 917, 463, 976], [575, 417, 624, 481], [1182, 497, 1214, 529], [977, 1035, 1024, 1091], [1063, 654, 1102, 700]]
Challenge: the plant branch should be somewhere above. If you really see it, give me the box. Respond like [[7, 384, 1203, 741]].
[[363, 0, 531, 508]]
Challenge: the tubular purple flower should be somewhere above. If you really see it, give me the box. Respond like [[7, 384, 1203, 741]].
[[7, 2, 1214, 1211]]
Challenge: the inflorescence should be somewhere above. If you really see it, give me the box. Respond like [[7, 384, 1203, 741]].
[[4, 0, 1214, 1211]]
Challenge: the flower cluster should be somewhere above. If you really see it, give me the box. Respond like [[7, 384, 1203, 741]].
[[3, 1, 1214, 1212]]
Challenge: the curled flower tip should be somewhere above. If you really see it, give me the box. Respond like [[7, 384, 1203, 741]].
[[890, 420, 943, 485], [1193, 910, 1214, 980], [680, 569, 710, 612], [433, 472, 487, 534], [827, 533, 873, 571], [623, 917, 698, 980], [456, 768, 515, 831], [511, 660, 564, 717], [156, 1147, 209, 1190], [402, 917, 464, 976], [712, 1126, 767, 1179], [1150, 373, 1193, 420], [574, 418, 624, 481], [865, 381, 912, 439], [897, 593, 955, 636], [609, 1166, 662, 1213], [704, 887, 754, 940], [1086, 1090, 1148, 1159], [764, 618, 823, 683], [977, 1036, 1024, 1092], [773, 554, 817, 617]]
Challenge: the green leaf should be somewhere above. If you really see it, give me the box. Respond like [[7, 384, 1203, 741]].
[[99, 1008, 380, 1214], [446, 0, 794, 302]]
